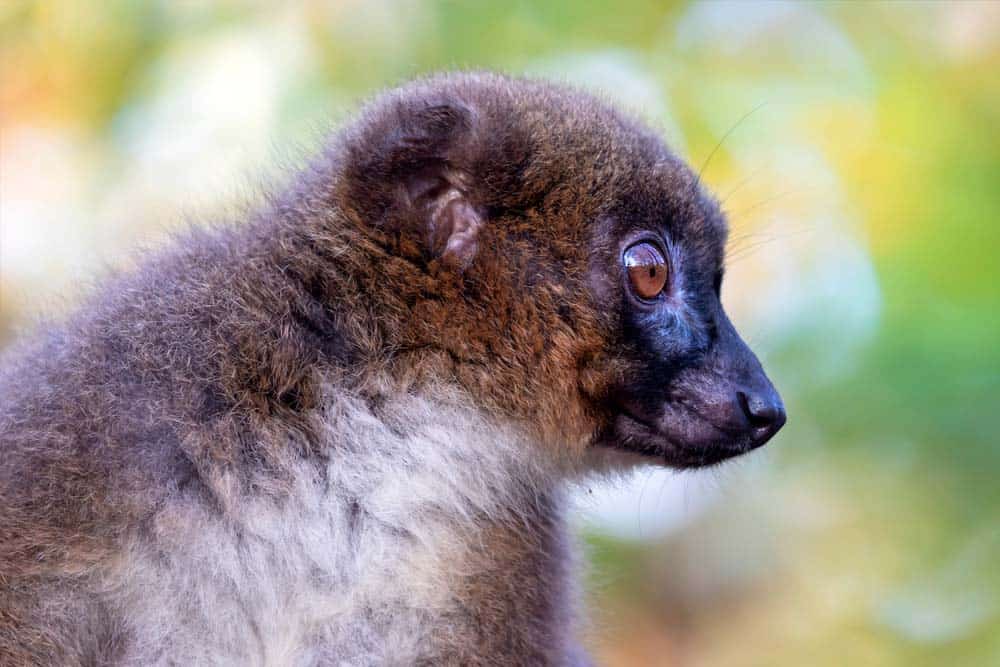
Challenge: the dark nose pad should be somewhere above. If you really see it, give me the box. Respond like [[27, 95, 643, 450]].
[[737, 390, 787, 447]]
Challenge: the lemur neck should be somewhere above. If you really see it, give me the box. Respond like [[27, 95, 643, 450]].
[[306, 388, 581, 660], [317, 386, 562, 521]]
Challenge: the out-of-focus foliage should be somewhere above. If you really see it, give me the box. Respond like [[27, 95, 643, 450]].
[[2, 2, 998, 665]]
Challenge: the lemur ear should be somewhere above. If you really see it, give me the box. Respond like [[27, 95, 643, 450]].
[[341, 98, 484, 269]]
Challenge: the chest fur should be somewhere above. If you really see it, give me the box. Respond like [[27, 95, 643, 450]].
[[110, 393, 574, 665]]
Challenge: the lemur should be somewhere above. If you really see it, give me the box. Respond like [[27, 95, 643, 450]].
[[0, 72, 785, 666]]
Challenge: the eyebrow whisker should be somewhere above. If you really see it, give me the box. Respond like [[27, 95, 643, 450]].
[[694, 102, 768, 189]]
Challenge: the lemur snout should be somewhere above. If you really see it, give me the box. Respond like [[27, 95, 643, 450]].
[[737, 386, 786, 449]]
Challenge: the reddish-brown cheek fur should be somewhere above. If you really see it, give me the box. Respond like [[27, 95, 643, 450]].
[[301, 73, 672, 459], [373, 221, 609, 454], [326, 133, 620, 453]]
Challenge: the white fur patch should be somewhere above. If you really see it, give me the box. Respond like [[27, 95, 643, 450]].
[[107, 387, 565, 665]]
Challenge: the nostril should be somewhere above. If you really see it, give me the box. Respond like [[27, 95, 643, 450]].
[[738, 390, 787, 432]]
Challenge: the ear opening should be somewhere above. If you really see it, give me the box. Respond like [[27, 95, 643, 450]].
[[403, 162, 482, 269], [426, 185, 483, 269], [341, 94, 483, 269]]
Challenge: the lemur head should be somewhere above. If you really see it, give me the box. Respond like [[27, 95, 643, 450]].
[[332, 72, 785, 469]]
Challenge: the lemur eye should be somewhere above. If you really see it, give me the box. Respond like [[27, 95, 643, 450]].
[[624, 241, 669, 300]]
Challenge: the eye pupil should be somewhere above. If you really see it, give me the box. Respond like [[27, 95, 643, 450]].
[[624, 242, 669, 300]]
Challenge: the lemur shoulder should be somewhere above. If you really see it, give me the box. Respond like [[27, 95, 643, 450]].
[[0, 72, 785, 666]]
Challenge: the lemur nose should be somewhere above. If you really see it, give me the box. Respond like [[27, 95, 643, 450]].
[[737, 389, 787, 448]]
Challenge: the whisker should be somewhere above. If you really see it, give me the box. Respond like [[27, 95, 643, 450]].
[[727, 228, 778, 251], [726, 186, 818, 219], [727, 236, 786, 262], [694, 102, 768, 188], [718, 165, 771, 208], [725, 226, 814, 264], [726, 218, 793, 252]]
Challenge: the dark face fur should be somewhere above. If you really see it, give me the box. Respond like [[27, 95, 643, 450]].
[[335, 73, 785, 468], [587, 173, 785, 468]]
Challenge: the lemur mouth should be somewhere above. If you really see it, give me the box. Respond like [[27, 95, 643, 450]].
[[599, 406, 762, 469]]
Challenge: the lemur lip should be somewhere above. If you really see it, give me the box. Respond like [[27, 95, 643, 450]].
[[606, 409, 760, 469]]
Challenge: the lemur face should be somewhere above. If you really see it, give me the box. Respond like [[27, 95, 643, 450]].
[[338, 73, 784, 468], [585, 166, 786, 468]]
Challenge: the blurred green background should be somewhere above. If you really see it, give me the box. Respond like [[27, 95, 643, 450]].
[[1, 1, 998, 665]]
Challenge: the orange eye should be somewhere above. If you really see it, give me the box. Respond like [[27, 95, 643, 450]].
[[624, 242, 669, 300]]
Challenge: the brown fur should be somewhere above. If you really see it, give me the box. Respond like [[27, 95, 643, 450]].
[[0, 72, 773, 665]]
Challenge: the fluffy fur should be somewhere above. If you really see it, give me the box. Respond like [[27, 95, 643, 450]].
[[0, 71, 782, 665], [110, 389, 578, 665]]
